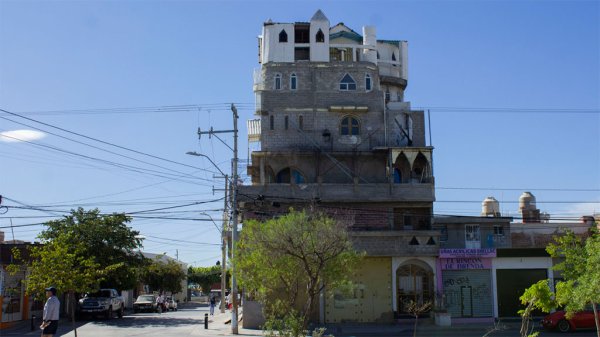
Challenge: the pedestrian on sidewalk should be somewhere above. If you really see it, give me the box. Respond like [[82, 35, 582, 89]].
[[41, 286, 60, 337], [209, 296, 216, 315]]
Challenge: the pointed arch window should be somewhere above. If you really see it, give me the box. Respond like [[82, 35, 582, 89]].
[[340, 116, 360, 135], [274, 74, 282, 90], [279, 29, 288, 43], [392, 52, 397, 67], [316, 29, 325, 43], [377, 51, 380, 59], [290, 73, 297, 90], [269, 115, 274, 130], [339, 74, 356, 91], [365, 74, 372, 91], [298, 115, 304, 130], [276, 168, 306, 184], [284, 115, 289, 130]]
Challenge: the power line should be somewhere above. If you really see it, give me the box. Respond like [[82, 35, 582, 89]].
[[0, 107, 227, 173], [0, 132, 209, 184], [1, 115, 218, 180]]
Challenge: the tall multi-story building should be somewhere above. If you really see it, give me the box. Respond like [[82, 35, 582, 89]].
[[239, 10, 439, 323]]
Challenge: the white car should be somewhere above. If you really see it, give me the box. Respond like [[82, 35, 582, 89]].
[[166, 297, 178, 311]]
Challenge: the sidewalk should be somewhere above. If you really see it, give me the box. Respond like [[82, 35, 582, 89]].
[[190, 308, 263, 336]]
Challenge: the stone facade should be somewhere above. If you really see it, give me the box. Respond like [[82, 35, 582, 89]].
[[239, 10, 438, 323]]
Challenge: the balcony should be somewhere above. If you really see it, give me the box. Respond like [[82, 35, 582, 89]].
[[350, 230, 441, 257], [237, 182, 435, 203]]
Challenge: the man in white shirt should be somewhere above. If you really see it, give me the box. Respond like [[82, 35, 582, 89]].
[[41, 286, 60, 337]]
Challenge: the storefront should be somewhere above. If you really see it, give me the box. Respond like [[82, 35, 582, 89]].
[[437, 249, 495, 322]]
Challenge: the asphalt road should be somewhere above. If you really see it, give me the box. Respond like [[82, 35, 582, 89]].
[[3, 305, 598, 337]]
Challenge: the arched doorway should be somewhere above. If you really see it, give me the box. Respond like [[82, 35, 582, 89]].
[[396, 260, 434, 316]]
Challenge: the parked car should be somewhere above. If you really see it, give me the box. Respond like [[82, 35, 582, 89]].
[[541, 306, 600, 332], [166, 297, 178, 311], [133, 294, 158, 313], [78, 289, 124, 319]]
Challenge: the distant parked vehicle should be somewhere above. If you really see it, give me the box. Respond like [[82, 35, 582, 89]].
[[78, 289, 124, 319], [133, 294, 158, 313], [166, 297, 178, 311]]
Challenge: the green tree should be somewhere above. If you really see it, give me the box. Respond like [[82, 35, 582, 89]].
[[518, 279, 556, 337], [236, 209, 362, 335], [142, 256, 187, 294], [188, 265, 229, 294], [546, 229, 600, 337], [20, 235, 118, 337], [38, 208, 144, 290]]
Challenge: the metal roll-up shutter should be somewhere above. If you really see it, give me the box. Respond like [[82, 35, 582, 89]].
[[442, 270, 493, 318]]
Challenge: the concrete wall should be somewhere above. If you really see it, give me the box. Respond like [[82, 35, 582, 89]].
[[242, 300, 265, 329], [510, 222, 591, 248]]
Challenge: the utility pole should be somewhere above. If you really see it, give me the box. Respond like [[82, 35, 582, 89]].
[[221, 175, 228, 314], [230, 103, 239, 334], [192, 104, 239, 334]]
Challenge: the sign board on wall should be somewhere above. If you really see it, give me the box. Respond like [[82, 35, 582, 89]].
[[440, 257, 492, 270], [439, 248, 496, 258]]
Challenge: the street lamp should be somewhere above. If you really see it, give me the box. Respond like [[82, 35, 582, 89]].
[[185, 151, 227, 177], [186, 151, 233, 318]]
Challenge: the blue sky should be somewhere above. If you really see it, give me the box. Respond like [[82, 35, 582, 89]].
[[1, 0, 598, 266]]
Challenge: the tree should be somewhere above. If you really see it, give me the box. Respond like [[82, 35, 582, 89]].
[[518, 279, 556, 337], [38, 208, 144, 290], [188, 265, 229, 294], [236, 209, 362, 335], [142, 256, 187, 294], [546, 229, 600, 337], [16, 235, 118, 337]]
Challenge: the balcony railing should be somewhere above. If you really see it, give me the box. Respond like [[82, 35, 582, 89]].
[[237, 183, 435, 203], [350, 230, 440, 257]]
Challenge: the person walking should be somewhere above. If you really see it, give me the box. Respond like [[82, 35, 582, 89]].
[[209, 296, 216, 315], [156, 294, 165, 313], [41, 286, 60, 337]]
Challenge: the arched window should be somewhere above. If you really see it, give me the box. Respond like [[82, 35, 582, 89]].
[[276, 168, 306, 184], [392, 52, 396, 61], [339, 74, 356, 91], [340, 116, 359, 135], [298, 115, 304, 130], [377, 51, 380, 59], [284, 115, 289, 130], [269, 115, 274, 130], [290, 73, 297, 90], [316, 29, 325, 43], [365, 74, 372, 91], [274, 74, 282, 90], [279, 29, 288, 43]]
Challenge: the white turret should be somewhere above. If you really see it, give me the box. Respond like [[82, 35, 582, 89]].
[[310, 10, 330, 62], [362, 26, 377, 63]]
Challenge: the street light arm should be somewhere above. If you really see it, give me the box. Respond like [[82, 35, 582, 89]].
[[186, 151, 227, 177]]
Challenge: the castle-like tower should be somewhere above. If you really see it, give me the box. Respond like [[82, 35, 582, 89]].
[[239, 10, 438, 323]]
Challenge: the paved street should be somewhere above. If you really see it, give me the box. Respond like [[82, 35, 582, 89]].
[[2, 305, 598, 337]]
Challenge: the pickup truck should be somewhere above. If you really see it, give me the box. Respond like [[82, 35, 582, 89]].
[[78, 289, 125, 319]]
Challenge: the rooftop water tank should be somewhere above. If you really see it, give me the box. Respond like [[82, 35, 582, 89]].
[[482, 196, 500, 217], [519, 191, 537, 211]]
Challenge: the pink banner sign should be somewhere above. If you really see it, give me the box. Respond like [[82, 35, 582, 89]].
[[439, 248, 496, 258], [440, 257, 492, 270]]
